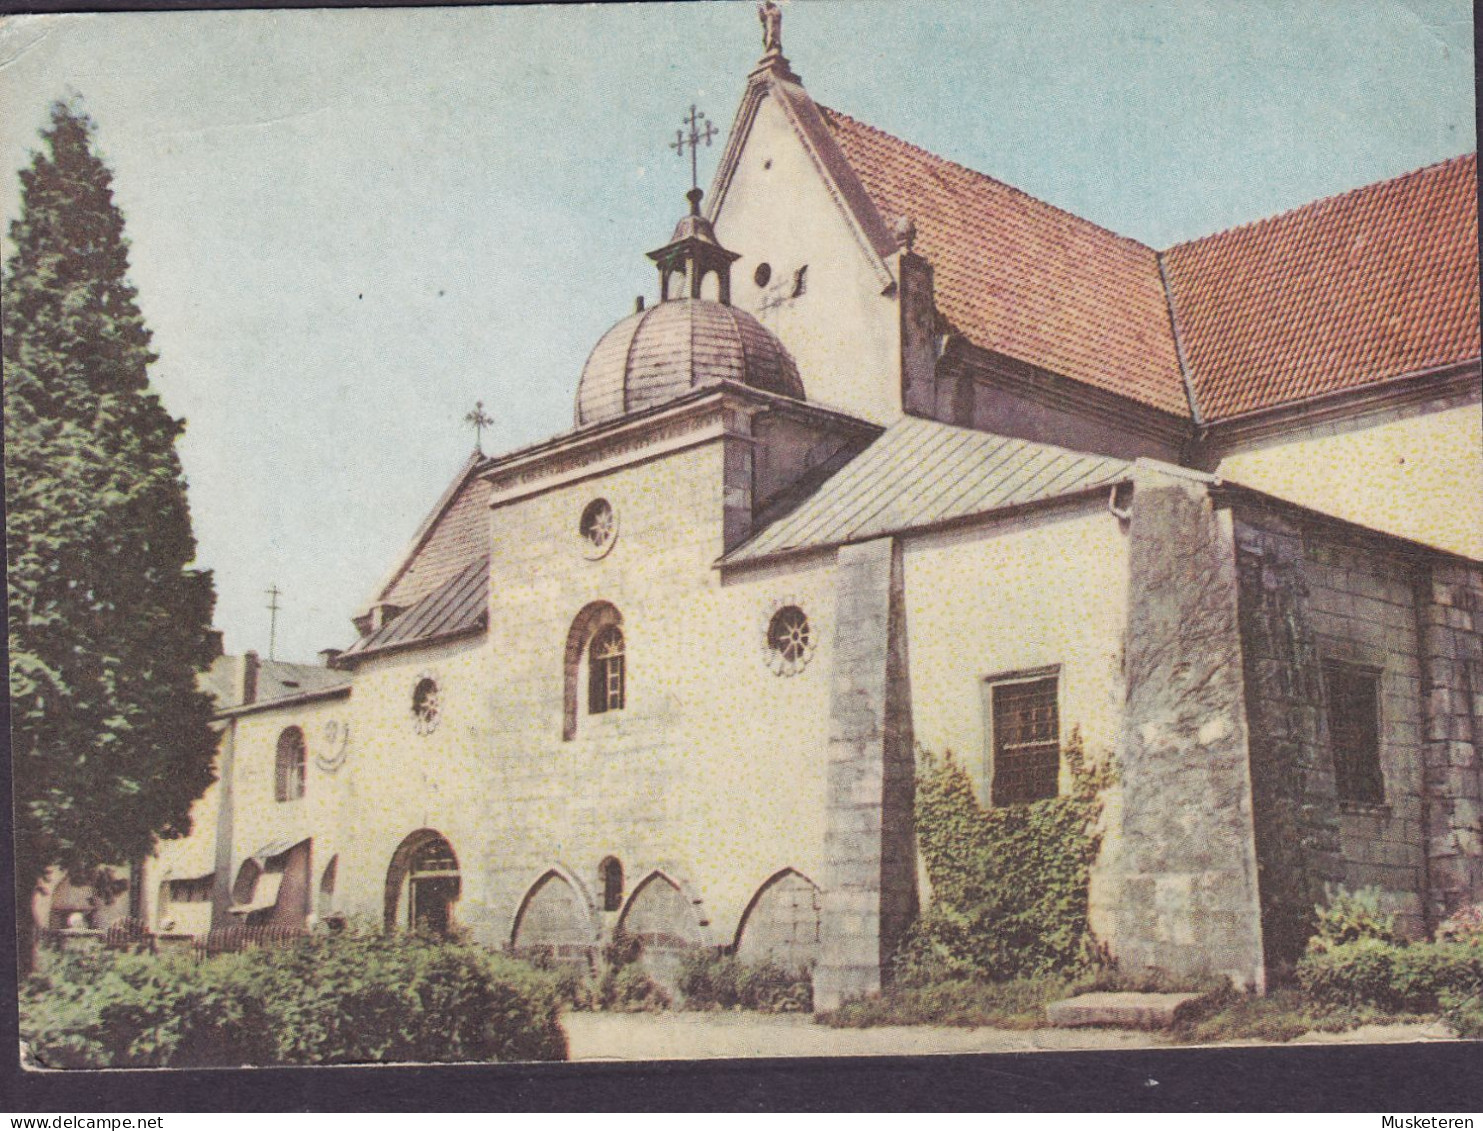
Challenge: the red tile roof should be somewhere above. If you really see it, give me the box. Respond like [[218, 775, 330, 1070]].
[[1163, 153, 1480, 420], [819, 106, 1479, 424], [820, 106, 1191, 417]]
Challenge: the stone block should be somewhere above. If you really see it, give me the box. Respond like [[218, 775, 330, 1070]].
[[1045, 992, 1206, 1029]]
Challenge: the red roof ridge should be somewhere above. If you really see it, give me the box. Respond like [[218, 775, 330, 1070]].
[[1165, 151, 1477, 254], [816, 103, 1159, 255]]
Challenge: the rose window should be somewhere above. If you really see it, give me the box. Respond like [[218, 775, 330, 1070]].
[[579, 498, 618, 559], [765, 605, 815, 676]]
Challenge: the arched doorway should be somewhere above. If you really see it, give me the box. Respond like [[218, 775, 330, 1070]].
[[384, 831, 460, 935]]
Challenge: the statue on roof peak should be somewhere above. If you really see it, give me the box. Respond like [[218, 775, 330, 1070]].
[[759, 1, 783, 58]]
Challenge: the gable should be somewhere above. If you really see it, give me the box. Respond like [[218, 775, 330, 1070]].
[[709, 84, 904, 423], [368, 453, 492, 613], [1163, 153, 1480, 421]]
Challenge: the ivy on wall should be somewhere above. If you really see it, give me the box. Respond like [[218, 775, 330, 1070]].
[[897, 730, 1113, 983]]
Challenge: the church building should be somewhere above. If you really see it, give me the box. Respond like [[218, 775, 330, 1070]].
[[146, 11, 1482, 1009]]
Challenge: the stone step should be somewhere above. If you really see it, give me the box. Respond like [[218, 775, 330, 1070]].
[[1045, 991, 1206, 1029]]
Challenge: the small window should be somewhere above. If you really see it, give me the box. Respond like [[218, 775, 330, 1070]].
[[599, 857, 624, 913], [989, 676, 1059, 805], [579, 498, 617, 558], [588, 625, 625, 714], [765, 604, 815, 676], [275, 727, 306, 802], [412, 676, 441, 735], [754, 262, 772, 288], [1324, 660, 1384, 805]]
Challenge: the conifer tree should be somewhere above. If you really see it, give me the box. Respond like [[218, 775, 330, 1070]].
[[5, 101, 218, 967]]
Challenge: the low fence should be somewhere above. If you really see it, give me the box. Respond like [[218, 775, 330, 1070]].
[[36, 920, 307, 961], [196, 925, 306, 957]]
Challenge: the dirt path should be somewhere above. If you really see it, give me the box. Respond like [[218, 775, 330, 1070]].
[[562, 1011, 1455, 1062]]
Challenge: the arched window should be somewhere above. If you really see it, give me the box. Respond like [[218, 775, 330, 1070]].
[[563, 602, 625, 740], [599, 857, 624, 913], [275, 727, 306, 802], [588, 625, 625, 715]]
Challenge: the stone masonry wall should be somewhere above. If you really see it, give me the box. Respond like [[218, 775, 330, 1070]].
[[816, 536, 916, 1011], [1232, 513, 1344, 969], [1419, 561, 1483, 922], [1302, 530, 1428, 936], [1111, 469, 1266, 990]]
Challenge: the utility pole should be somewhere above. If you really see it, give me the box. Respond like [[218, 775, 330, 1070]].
[[265, 583, 282, 661]]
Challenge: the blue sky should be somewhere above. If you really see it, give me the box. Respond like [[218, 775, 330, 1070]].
[[0, 0, 1474, 662]]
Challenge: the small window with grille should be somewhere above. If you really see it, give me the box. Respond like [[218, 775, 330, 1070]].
[[988, 675, 1060, 805], [1323, 660, 1384, 805], [588, 625, 625, 714]]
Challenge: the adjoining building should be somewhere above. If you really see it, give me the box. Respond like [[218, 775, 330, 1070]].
[[137, 14, 1481, 1009]]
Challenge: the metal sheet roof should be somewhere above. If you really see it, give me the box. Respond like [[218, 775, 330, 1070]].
[[340, 554, 488, 662], [724, 416, 1131, 565]]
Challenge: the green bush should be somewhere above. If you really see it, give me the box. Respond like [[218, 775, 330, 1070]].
[[1068, 963, 1228, 997], [677, 951, 812, 1013], [818, 976, 1064, 1029], [20, 932, 567, 1067], [1297, 939, 1483, 1013], [20, 948, 276, 1069], [1441, 987, 1483, 1038], [595, 963, 671, 1012], [900, 735, 1112, 983], [1306, 886, 1404, 954]]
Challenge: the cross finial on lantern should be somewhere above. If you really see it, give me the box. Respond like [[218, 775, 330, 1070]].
[[464, 400, 494, 453], [669, 104, 718, 193]]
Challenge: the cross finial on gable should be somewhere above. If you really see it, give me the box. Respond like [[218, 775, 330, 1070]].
[[464, 400, 494, 453]]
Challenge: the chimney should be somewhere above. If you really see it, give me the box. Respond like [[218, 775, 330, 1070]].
[[206, 629, 225, 659], [241, 651, 260, 706]]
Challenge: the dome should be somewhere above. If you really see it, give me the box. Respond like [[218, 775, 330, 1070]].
[[575, 298, 805, 427]]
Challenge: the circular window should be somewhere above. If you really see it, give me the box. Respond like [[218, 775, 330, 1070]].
[[411, 675, 441, 735], [753, 262, 772, 288], [579, 497, 618, 559], [764, 604, 816, 676]]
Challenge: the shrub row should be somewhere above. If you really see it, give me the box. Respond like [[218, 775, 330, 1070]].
[[20, 931, 567, 1068], [677, 952, 812, 1013], [1296, 938, 1483, 1014]]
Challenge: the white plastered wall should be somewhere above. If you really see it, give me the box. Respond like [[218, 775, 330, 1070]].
[[1217, 401, 1483, 559], [712, 94, 902, 424], [330, 636, 490, 931], [902, 503, 1131, 793]]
